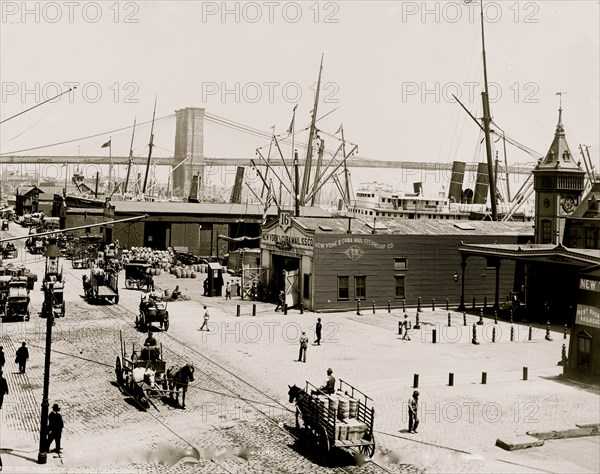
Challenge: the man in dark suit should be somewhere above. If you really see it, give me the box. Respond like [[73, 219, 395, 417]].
[[15, 342, 29, 374], [47, 403, 64, 453]]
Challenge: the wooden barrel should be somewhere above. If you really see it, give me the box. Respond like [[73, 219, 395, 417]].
[[155, 269, 161, 276], [191, 272, 196, 279], [175, 269, 182, 278], [348, 398, 358, 418], [328, 395, 339, 414], [338, 397, 349, 420]]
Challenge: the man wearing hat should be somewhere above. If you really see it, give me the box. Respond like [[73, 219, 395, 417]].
[[0, 369, 8, 410], [319, 368, 336, 394], [298, 332, 309, 363], [47, 403, 64, 453], [408, 390, 419, 434]]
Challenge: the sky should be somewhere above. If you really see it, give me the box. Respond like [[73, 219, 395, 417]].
[[1, 1, 599, 197]]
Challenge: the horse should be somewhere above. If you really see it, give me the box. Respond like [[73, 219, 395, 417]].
[[288, 384, 311, 429], [129, 367, 156, 407], [167, 364, 194, 409]]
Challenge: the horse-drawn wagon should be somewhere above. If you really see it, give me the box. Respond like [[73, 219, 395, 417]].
[[40, 279, 66, 319], [288, 379, 376, 458], [124, 260, 152, 290], [0, 242, 18, 259], [2, 278, 31, 322], [114, 331, 194, 409], [136, 292, 169, 331], [83, 267, 119, 304]]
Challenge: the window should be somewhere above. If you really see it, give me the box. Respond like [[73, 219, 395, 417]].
[[585, 228, 599, 249], [395, 275, 405, 298], [577, 334, 591, 367], [541, 220, 553, 244], [303, 274, 310, 299], [394, 257, 407, 271], [355, 276, 366, 300], [338, 276, 349, 300]]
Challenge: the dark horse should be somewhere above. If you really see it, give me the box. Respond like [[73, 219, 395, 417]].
[[288, 384, 310, 429], [167, 364, 194, 409]]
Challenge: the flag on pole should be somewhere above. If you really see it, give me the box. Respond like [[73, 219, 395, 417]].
[[101, 139, 111, 148], [335, 123, 343, 135]]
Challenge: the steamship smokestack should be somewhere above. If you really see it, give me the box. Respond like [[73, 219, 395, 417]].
[[474, 162, 489, 205], [448, 161, 466, 202]]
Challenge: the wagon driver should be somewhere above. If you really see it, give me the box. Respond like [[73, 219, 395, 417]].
[[144, 330, 159, 361]]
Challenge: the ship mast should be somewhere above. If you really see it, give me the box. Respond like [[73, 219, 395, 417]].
[[142, 96, 157, 196], [478, 0, 498, 220], [123, 117, 136, 194], [300, 54, 324, 205]]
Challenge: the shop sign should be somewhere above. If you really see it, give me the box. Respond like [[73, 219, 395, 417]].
[[575, 304, 600, 329]]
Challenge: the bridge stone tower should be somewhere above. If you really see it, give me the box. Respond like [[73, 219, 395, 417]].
[[173, 107, 205, 198], [533, 104, 585, 244]]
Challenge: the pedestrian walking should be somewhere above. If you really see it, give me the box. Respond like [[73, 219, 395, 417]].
[[314, 318, 322, 345], [0, 345, 5, 370], [275, 290, 285, 312], [0, 370, 8, 410], [199, 306, 210, 331], [408, 390, 419, 433], [298, 332, 308, 363], [15, 342, 29, 374], [46, 403, 64, 453], [225, 281, 231, 300], [402, 315, 411, 341]]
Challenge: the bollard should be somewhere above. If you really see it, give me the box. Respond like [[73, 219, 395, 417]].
[[398, 321, 402, 335], [472, 323, 479, 345], [357, 300, 361, 316], [414, 314, 420, 329], [446, 298, 449, 311], [494, 311, 497, 324], [463, 312, 467, 326], [481, 372, 487, 384], [402, 299, 405, 312], [252, 304, 256, 317], [373, 300, 376, 314], [478, 309, 484, 325], [432, 329, 437, 344], [236, 304, 241, 317], [449, 373, 454, 386], [545, 321, 553, 341], [484, 296, 487, 309], [523, 367, 528, 381], [510, 309, 513, 325], [528, 326, 532, 341], [300, 303, 304, 314], [492, 327, 496, 343], [417, 297, 422, 313], [448, 312, 451, 327], [284, 303, 288, 315], [561, 343, 567, 367], [388, 300, 391, 313], [432, 298, 435, 311], [564, 323, 568, 339], [413, 373, 419, 388], [510, 326, 514, 342]]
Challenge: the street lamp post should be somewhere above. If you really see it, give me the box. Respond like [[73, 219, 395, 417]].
[[37, 239, 61, 464]]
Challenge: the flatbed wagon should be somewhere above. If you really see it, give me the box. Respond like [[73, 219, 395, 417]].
[[288, 379, 375, 458], [115, 331, 167, 408]]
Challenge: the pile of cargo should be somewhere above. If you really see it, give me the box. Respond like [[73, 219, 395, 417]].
[[0, 263, 38, 290], [122, 247, 175, 274], [315, 392, 368, 441]]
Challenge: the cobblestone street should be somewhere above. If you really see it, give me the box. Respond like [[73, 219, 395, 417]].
[[1, 229, 599, 473]]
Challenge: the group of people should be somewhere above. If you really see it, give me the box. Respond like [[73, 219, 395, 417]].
[[296, 318, 323, 363], [0, 343, 64, 453]]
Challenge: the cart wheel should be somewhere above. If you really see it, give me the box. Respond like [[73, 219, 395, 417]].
[[315, 426, 330, 456], [163, 314, 169, 331], [135, 313, 140, 328], [358, 435, 376, 458], [140, 313, 146, 331], [126, 279, 134, 289], [136, 280, 143, 290], [115, 356, 124, 385], [115, 295, 119, 304]]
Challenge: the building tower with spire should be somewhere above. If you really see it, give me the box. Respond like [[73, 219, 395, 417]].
[[533, 98, 585, 244]]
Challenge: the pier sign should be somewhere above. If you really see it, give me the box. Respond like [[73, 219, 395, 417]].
[[575, 304, 600, 329]]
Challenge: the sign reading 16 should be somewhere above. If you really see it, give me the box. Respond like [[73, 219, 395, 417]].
[[279, 212, 291, 231]]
